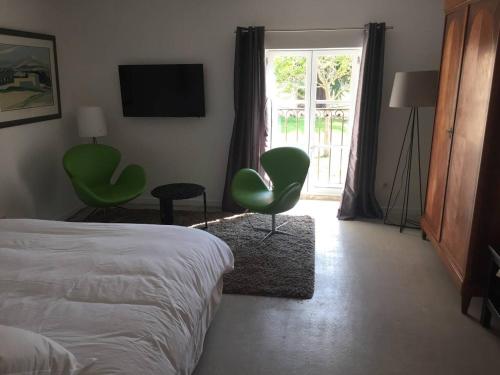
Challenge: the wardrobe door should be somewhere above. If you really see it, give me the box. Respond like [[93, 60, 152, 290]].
[[440, 0, 500, 278], [445, 0, 467, 11], [423, 7, 468, 241]]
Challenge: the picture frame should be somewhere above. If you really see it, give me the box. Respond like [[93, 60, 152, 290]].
[[0, 28, 61, 129]]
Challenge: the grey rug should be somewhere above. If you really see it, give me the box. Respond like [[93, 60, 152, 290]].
[[82, 208, 315, 299]]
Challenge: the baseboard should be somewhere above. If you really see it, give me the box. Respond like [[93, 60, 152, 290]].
[[381, 206, 422, 224], [126, 196, 221, 212], [55, 196, 220, 222], [58, 206, 91, 221]]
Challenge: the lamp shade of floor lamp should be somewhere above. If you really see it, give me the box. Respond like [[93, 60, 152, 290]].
[[384, 71, 438, 232], [77, 106, 107, 144]]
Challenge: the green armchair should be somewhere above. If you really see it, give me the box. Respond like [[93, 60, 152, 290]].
[[63, 144, 146, 208], [231, 147, 310, 240]]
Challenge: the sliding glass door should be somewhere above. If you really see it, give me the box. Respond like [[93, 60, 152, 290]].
[[266, 48, 361, 197]]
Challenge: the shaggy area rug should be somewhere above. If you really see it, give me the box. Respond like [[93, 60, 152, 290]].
[[82, 208, 315, 299]]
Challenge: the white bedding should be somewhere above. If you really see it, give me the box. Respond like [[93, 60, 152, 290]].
[[0, 219, 234, 374]]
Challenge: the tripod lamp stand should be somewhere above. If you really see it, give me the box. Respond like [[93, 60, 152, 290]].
[[384, 71, 438, 232]]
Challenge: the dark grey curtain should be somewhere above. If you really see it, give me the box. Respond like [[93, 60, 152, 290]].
[[222, 26, 267, 212], [338, 23, 385, 220]]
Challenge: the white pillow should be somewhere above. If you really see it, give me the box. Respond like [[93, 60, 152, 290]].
[[0, 325, 83, 375]]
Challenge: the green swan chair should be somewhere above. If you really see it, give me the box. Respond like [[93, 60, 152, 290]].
[[63, 144, 146, 208], [231, 147, 310, 240]]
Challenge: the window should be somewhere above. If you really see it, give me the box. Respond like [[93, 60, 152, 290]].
[[266, 48, 361, 197]]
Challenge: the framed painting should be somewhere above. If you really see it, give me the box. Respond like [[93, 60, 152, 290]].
[[0, 28, 61, 128]]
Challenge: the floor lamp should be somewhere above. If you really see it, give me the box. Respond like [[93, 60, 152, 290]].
[[384, 71, 438, 232]]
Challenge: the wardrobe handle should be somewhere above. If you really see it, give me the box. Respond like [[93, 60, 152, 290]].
[[447, 127, 454, 138]]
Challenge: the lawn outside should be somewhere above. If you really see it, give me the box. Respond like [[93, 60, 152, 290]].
[[276, 108, 351, 147], [270, 109, 352, 189], [278, 115, 348, 137]]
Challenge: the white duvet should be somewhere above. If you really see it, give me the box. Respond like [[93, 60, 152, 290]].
[[0, 219, 234, 374]]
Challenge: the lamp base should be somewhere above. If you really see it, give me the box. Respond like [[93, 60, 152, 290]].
[[384, 107, 423, 233]]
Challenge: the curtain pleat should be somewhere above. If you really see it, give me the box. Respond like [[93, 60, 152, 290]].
[[338, 23, 385, 220], [222, 26, 267, 212]]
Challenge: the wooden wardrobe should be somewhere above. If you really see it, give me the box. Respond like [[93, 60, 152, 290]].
[[422, 0, 500, 313]]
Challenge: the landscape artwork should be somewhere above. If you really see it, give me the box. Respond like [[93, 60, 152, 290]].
[[0, 44, 54, 111], [0, 28, 60, 128]]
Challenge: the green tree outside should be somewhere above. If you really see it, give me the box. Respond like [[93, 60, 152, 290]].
[[272, 55, 353, 101], [316, 56, 353, 101], [273, 56, 307, 100]]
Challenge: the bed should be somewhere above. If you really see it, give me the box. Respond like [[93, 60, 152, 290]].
[[0, 219, 234, 374]]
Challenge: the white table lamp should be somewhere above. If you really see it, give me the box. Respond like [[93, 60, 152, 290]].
[[77, 106, 107, 144]]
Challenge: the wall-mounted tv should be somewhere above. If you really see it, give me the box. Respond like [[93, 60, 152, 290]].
[[118, 64, 205, 117]]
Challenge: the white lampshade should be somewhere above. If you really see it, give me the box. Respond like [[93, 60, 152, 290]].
[[389, 71, 439, 108], [77, 106, 107, 138]]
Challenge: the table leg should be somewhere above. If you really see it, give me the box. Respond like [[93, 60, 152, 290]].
[[159, 199, 174, 225], [203, 191, 208, 229]]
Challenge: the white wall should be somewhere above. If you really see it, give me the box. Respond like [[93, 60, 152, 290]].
[[52, 0, 444, 210], [0, 0, 79, 219]]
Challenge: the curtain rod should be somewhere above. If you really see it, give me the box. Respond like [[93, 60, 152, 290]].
[[236, 26, 394, 33]]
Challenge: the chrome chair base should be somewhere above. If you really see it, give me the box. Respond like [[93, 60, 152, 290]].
[[246, 213, 295, 242]]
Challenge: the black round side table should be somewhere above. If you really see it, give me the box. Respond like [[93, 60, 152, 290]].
[[151, 183, 207, 228]]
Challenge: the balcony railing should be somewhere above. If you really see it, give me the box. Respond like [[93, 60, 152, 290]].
[[269, 106, 351, 191]]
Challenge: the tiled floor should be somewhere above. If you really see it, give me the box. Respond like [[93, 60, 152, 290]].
[[193, 200, 500, 375]]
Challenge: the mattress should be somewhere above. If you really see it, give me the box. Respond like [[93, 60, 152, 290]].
[[0, 219, 234, 374]]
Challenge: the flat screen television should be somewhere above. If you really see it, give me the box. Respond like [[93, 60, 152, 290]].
[[118, 64, 205, 117]]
